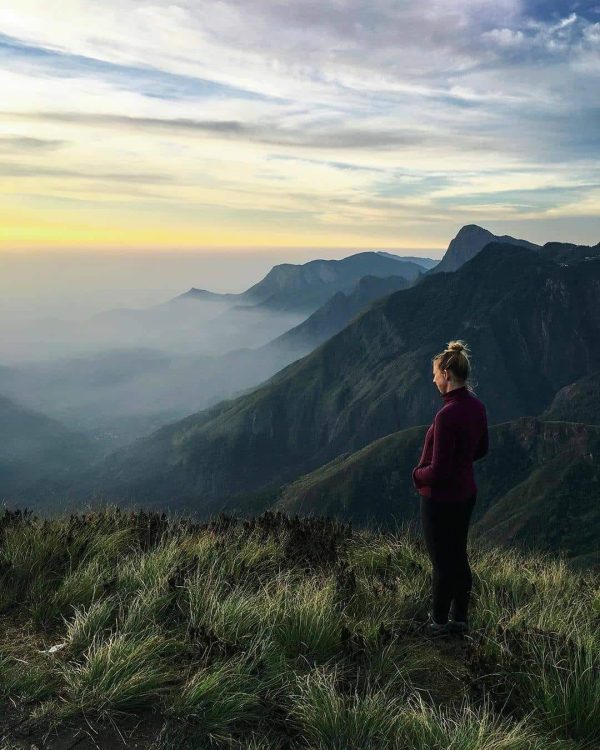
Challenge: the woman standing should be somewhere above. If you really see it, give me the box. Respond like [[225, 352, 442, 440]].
[[412, 340, 488, 636]]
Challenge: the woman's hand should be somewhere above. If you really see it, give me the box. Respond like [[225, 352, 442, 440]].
[[412, 409, 456, 487], [412, 463, 430, 488]]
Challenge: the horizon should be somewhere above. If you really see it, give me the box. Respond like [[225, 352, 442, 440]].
[[0, 246, 443, 322]]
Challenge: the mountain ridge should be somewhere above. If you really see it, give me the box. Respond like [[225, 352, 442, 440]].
[[78, 242, 600, 511]]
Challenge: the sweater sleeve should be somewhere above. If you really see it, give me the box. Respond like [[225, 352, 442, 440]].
[[473, 429, 488, 461], [473, 410, 489, 461], [412, 408, 456, 486], [412, 464, 424, 488]]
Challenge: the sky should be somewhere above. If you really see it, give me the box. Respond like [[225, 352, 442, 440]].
[[1, 0, 599, 253]]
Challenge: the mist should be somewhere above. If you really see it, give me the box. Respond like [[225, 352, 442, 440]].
[[0, 249, 348, 362], [1, 247, 432, 449]]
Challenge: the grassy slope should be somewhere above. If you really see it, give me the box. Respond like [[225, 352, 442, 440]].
[[1, 508, 598, 749]]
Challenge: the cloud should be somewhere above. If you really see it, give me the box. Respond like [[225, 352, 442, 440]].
[[0, 32, 273, 103], [0, 1, 599, 249], [0, 135, 66, 152], [0, 160, 173, 183], [481, 8, 600, 60], [4, 110, 484, 151]]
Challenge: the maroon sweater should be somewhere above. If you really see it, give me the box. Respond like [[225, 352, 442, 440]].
[[412, 385, 488, 501]]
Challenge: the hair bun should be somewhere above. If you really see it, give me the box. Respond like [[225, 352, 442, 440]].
[[446, 340, 469, 356]]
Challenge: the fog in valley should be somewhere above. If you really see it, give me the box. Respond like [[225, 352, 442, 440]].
[[1, 248, 433, 450], [0, 250, 323, 359]]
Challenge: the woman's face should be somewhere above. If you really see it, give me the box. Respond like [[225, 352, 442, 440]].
[[432, 360, 450, 393]]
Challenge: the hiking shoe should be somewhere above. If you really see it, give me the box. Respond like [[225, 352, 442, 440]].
[[425, 613, 451, 636], [448, 618, 469, 634]]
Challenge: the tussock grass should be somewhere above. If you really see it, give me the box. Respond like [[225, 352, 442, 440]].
[[290, 667, 405, 749], [60, 631, 181, 717], [64, 596, 119, 654], [510, 628, 600, 744], [171, 655, 264, 739], [269, 575, 342, 663], [396, 692, 570, 750], [0, 506, 597, 749], [0, 647, 59, 704], [185, 567, 267, 646]]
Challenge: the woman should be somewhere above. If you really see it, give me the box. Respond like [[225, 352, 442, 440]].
[[412, 340, 488, 636]]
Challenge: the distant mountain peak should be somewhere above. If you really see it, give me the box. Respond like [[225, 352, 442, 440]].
[[454, 224, 494, 238], [429, 224, 541, 275], [239, 251, 423, 312], [167, 287, 235, 305]]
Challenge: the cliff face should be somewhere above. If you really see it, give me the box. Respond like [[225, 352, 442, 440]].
[[83, 243, 600, 512]]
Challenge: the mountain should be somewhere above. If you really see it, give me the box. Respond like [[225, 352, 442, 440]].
[[472, 419, 599, 570], [164, 288, 238, 304], [81, 242, 600, 511], [82, 251, 422, 358], [236, 252, 423, 313], [0, 395, 96, 501], [272, 417, 599, 570], [262, 274, 411, 356], [426, 224, 541, 275], [164, 252, 434, 310], [424, 225, 599, 279], [149, 253, 420, 312], [539, 370, 600, 425], [377, 251, 440, 269], [538, 241, 600, 265], [95, 251, 423, 321]]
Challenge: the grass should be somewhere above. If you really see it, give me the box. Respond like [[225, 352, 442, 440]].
[[0, 506, 597, 749], [60, 631, 181, 717], [170, 654, 265, 740]]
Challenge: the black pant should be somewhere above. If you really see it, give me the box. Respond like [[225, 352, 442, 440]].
[[420, 494, 476, 624]]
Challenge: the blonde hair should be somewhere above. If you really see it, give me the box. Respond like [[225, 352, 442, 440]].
[[433, 340, 476, 392]]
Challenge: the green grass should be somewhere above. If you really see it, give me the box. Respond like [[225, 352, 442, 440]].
[[0, 506, 597, 749], [170, 654, 265, 740], [61, 631, 181, 717]]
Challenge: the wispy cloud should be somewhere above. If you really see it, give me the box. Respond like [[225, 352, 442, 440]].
[[0, 135, 65, 152], [5, 109, 510, 152]]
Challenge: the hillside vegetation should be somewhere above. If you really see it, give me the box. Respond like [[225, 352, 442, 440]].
[[1, 507, 598, 749]]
